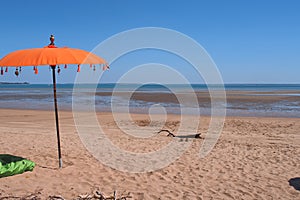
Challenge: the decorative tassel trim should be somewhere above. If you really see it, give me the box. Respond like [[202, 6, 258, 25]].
[[15, 67, 19, 77], [102, 64, 110, 71]]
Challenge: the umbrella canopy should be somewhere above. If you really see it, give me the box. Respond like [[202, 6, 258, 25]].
[[0, 46, 106, 67], [0, 35, 107, 168]]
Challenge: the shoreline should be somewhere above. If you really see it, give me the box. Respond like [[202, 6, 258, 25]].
[[1, 87, 299, 118], [0, 106, 299, 119], [1, 83, 300, 118]]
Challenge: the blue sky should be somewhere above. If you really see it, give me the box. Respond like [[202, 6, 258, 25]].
[[0, 0, 299, 84]]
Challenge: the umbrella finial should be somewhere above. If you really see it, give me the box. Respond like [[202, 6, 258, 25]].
[[50, 34, 55, 45]]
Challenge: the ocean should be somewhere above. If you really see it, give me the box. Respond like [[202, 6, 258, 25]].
[[0, 83, 300, 118]]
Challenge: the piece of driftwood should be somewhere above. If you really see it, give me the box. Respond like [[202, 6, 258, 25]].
[[157, 129, 176, 137], [157, 129, 202, 139]]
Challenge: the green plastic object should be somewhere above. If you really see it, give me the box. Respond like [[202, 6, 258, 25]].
[[0, 154, 35, 178]]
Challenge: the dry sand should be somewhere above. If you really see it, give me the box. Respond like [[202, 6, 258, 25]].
[[0, 108, 300, 199]]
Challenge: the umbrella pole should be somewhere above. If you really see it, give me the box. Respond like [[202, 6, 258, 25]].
[[51, 65, 62, 168]]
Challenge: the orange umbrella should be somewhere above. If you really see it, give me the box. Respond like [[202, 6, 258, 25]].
[[0, 35, 107, 168], [0, 46, 105, 67]]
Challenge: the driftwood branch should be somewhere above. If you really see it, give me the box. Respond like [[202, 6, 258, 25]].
[[157, 129, 202, 139], [157, 129, 176, 137]]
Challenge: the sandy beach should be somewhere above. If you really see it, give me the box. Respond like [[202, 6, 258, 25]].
[[1, 0, 299, 198], [0, 108, 299, 199]]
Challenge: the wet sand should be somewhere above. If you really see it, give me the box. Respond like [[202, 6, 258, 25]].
[[96, 90, 300, 105], [0, 108, 300, 199], [96, 90, 300, 117]]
